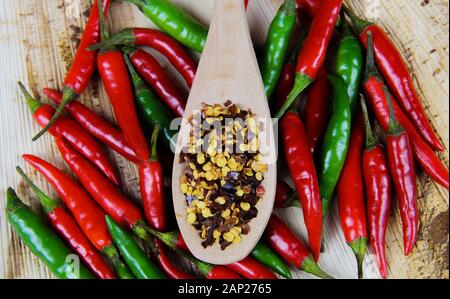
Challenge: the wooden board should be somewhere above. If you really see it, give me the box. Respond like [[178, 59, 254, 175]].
[[0, 0, 448, 279]]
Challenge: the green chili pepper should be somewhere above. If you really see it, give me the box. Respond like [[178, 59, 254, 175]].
[[335, 13, 363, 115], [124, 52, 176, 150], [126, 0, 207, 52], [319, 75, 351, 216], [251, 241, 292, 279], [6, 188, 94, 279], [260, 0, 296, 100], [105, 216, 166, 279]]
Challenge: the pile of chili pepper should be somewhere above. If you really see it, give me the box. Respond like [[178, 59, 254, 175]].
[[7, 0, 448, 280]]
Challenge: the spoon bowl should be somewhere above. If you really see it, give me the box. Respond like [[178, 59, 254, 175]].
[[172, 0, 277, 265]]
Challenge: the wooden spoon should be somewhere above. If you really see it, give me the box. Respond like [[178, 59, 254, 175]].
[[172, 0, 277, 265]]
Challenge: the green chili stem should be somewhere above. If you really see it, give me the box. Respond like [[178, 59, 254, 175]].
[[88, 29, 135, 52], [98, 0, 111, 49], [364, 31, 382, 82], [360, 94, 378, 149], [123, 53, 146, 91], [178, 249, 212, 276], [275, 73, 313, 118], [102, 244, 135, 279], [140, 223, 179, 249], [6, 187, 24, 212], [285, 191, 301, 208], [342, 4, 371, 35], [15, 166, 58, 214], [340, 11, 352, 37], [348, 237, 367, 279], [32, 88, 77, 141], [301, 255, 334, 279], [383, 86, 404, 136], [18, 82, 42, 114], [150, 123, 160, 161]]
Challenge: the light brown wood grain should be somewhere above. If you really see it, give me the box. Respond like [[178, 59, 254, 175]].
[[0, 0, 448, 279]]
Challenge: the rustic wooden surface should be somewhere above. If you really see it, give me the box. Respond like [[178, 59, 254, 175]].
[[0, 0, 448, 279]]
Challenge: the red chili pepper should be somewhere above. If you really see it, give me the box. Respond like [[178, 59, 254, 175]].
[[360, 97, 391, 279], [22, 154, 112, 252], [384, 93, 418, 256], [44, 88, 140, 164], [153, 239, 195, 279], [274, 180, 300, 208], [275, 0, 342, 118], [362, 43, 449, 190], [272, 57, 296, 113], [304, 66, 330, 153], [265, 214, 332, 278], [206, 266, 242, 279], [344, 7, 444, 152], [89, 27, 197, 88], [139, 125, 167, 231], [19, 83, 120, 186], [96, 2, 150, 161], [296, 0, 321, 17], [281, 111, 322, 261], [55, 138, 144, 230], [16, 166, 116, 279], [130, 48, 186, 117], [244, 0, 249, 9], [226, 256, 278, 280], [33, 0, 111, 141], [365, 32, 418, 257], [336, 113, 368, 279]]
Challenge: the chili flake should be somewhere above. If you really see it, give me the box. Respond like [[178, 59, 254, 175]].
[[180, 101, 267, 250]]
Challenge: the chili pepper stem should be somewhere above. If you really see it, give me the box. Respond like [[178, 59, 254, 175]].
[[15, 166, 58, 214], [6, 187, 23, 212], [102, 244, 135, 279], [97, 0, 110, 42], [383, 86, 405, 135], [140, 223, 178, 249], [177, 249, 211, 277], [18, 82, 42, 114], [342, 4, 371, 35], [348, 237, 367, 279], [123, 53, 144, 90], [131, 223, 159, 253], [364, 31, 383, 83], [339, 11, 350, 34], [150, 124, 161, 161], [360, 95, 378, 149], [301, 255, 334, 279], [32, 87, 78, 142], [285, 191, 301, 208], [88, 29, 135, 52], [274, 73, 312, 118]]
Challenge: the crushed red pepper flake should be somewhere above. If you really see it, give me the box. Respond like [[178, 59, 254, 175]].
[[180, 102, 267, 250]]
